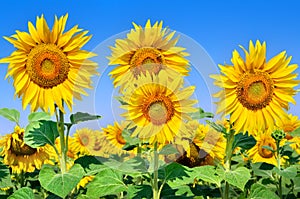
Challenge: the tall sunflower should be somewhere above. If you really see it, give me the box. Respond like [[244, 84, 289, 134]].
[[69, 128, 96, 156], [211, 40, 299, 134], [108, 19, 190, 91], [247, 129, 277, 166], [277, 114, 300, 154], [121, 71, 197, 146], [0, 14, 98, 114], [0, 126, 54, 173]]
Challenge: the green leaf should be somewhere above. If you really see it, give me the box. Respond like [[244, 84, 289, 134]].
[[290, 127, 300, 137], [189, 165, 221, 186], [0, 162, 13, 188], [70, 112, 101, 124], [0, 108, 20, 124], [249, 183, 279, 199], [251, 162, 274, 179], [86, 168, 127, 198], [159, 144, 179, 155], [122, 129, 140, 151], [28, 112, 51, 122], [273, 166, 297, 179], [24, 120, 59, 148], [206, 120, 226, 133], [232, 132, 256, 150], [8, 187, 34, 199], [127, 185, 152, 199], [159, 162, 190, 181], [190, 108, 214, 120], [224, 167, 251, 190], [39, 164, 85, 198]]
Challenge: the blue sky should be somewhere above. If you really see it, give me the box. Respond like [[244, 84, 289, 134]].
[[0, 0, 300, 135]]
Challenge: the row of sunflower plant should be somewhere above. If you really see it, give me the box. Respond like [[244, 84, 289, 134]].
[[0, 13, 299, 199]]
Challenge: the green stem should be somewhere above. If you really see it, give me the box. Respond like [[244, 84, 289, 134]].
[[224, 131, 235, 199], [56, 106, 67, 173], [153, 142, 159, 199], [276, 140, 283, 199]]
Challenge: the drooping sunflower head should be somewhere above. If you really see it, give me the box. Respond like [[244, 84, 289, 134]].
[[121, 71, 197, 146], [108, 19, 190, 91], [211, 40, 299, 134], [247, 129, 277, 166], [0, 126, 54, 173], [0, 14, 98, 114], [69, 128, 96, 156], [102, 121, 128, 150]]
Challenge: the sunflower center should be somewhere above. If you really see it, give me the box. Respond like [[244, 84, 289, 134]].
[[26, 43, 70, 89], [116, 130, 126, 145], [258, 138, 276, 158], [143, 95, 174, 125], [10, 136, 37, 156], [130, 47, 165, 78], [80, 135, 89, 146], [237, 72, 274, 111]]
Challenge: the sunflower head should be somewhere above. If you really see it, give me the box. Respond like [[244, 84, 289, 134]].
[[121, 71, 197, 146], [211, 40, 299, 134], [102, 121, 129, 150], [277, 114, 300, 140], [69, 128, 96, 156], [0, 126, 54, 173], [0, 14, 98, 114], [108, 19, 190, 91]]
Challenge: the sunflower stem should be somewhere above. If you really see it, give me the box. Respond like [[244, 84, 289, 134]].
[[56, 106, 67, 174], [276, 140, 283, 199], [152, 142, 160, 199], [224, 130, 234, 199]]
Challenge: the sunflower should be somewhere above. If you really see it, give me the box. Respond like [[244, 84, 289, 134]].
[[186, 121, 226, 166], [247, 129, 277, 166], [102, 121, 128, 150], [0, 126, 54, 173], [76, 175, 94, 190], [277, 114, 300, 154], [89, 130, 111, 157], [108, 19, 190, 91], [0, 14, 98, 114], [69, 128, 96, 156], [211, 40, 299, 134], [121, 71, 197, 146]]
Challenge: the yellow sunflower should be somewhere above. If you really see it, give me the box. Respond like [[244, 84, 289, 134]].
[[277, 114, 300, 154], [187, 121, 226, 164], [211, 40, 299, 134], [121, 71, 197, 146], [76, 175, 94, 190], [108, 19, 190, 91], [69, 128, 96, 156], [0, 126, 54, 173], [102, 121, 128, 150], [0, 14, 98, 114], [247, 129, 278, 166]]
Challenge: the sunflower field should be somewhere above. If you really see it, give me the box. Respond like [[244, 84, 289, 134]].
[[0, 4, 300, 199]]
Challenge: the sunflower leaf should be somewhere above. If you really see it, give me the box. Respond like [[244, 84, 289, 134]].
[[159, 144, 179, 155], [290, 127, 300, 137], [70, 112, 101, 124], [206, 120, 226, 133], [158, 162, 190, 181], [7, 187, 34, 199], [24, 120, 59, 148], [0, 162, 13, 189], [39, 164, 85, 198], [189, 165, 221, 186], [86, 168, 127, 198], [224, 167, 251, 190], [0, 108, 20, 124], [232, 132, 256, 150], [28, 112, 51, 122], [190, 108, 214, 120], [249, 183, 280, 199]]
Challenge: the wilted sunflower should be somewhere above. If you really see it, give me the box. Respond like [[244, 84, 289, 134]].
[[102, 121, 128, 150], [248, 129, 277, 166], [0, 126, 54, 173], [277, 114, 300, 154], [121, 71, 197, 146], [0, 14, 98, 114], [69, 128, 96, 156], [108, 19, 190, 91], [211, 40, 299, 134]]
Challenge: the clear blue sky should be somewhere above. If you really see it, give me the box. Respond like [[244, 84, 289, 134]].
[[0, 0, 300, 135]]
